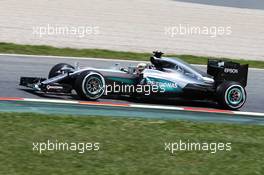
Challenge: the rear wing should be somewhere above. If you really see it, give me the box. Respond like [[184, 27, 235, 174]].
[[207, 59, 248, 87]]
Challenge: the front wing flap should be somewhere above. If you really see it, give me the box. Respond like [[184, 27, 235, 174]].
[[20, 77, 46, 88]]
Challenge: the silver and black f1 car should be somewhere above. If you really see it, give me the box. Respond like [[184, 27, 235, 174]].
[[20, 51, 248, 110]]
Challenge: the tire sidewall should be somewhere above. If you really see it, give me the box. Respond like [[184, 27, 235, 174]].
[[224, 84, 246, 109], [217, 82, 246, 110], [78, 72, 105, 100]]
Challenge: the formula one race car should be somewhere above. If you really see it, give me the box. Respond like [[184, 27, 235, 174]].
[[20, 51, 248, 110]]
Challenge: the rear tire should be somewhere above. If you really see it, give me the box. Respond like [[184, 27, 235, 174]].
[[75, 71, 105, 100], [48, 63, 74, 78], [216, 81, 246, 110]]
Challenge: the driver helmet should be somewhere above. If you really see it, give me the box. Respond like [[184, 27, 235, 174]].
[[136, 63, 147, 74]]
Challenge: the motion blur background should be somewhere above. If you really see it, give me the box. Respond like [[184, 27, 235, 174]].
[[0, 0, 263, 60]]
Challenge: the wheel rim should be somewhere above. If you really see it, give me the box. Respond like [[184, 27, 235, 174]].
[[224, 85, 246, 109], [227, 88, 243, 105], [85, 77, 103, 95]]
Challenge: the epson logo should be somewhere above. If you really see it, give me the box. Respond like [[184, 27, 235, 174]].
[[224, 68, 238, 74]]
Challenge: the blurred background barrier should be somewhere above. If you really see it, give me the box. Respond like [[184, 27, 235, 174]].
[[0, 0, 263, 60]]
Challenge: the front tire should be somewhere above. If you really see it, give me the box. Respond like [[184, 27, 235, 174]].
[[216, 81, 246, 110], [75, 71, 105, 100]]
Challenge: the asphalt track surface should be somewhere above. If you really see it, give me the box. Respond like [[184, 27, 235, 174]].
[[0, 54, 263, 113]]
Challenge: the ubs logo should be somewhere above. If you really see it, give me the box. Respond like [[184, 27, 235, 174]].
[[224, 68, 238, 74]]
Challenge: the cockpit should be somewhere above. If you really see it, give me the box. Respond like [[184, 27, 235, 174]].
[[119, 51, 212, 82]]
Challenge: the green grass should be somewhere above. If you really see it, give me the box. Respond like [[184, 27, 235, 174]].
[[1, 112, 264, 175], [0, 42, 264, 68]]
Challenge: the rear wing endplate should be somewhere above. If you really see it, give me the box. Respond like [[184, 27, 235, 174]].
[[207, 59, 248, 87]]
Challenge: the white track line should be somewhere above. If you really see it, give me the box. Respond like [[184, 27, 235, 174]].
[[0, 53, 143, 63], [3, 97, 264, 117], [0, 53, 263, 71], [23, 98, 78, 104], [233, 111, 264, 117], [130, 104, 184, 111]]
